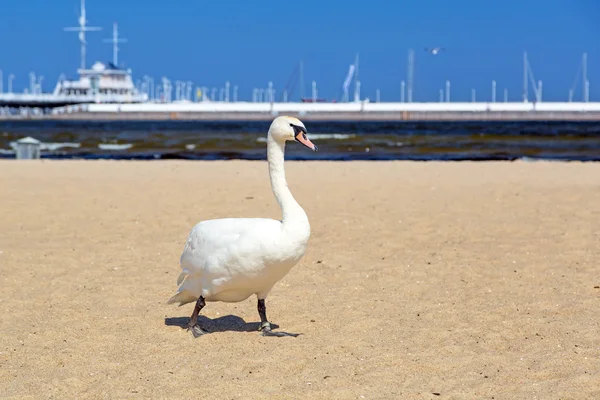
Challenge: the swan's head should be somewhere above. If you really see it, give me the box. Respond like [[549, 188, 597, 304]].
[[268, 116, 318, 151]]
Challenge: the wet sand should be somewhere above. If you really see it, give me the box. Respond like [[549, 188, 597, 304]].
[[0, 160, 598, 399]]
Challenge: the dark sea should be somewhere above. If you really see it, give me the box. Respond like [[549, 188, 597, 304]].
[[1, 120, 599, 161]]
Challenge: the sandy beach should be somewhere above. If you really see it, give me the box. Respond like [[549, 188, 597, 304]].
[[0, 159, 599, 399]]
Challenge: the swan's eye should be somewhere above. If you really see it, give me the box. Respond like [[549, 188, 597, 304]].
[[290, 124, 304, 136]]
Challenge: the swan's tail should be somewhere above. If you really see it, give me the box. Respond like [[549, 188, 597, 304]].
[[166, 270, 198, 306]]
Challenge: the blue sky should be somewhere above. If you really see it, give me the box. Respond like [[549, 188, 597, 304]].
[[0, 0, 598, 102]]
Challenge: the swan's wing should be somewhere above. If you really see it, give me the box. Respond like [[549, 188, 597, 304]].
[[180, 217, 280, 269], [168, 218, 282, 305]]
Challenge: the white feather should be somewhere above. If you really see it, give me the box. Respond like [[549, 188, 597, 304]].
[[168, 116, 315, 307]]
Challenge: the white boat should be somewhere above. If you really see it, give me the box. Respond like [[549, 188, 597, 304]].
[[52, 61, 147, 104], [0, 0, 147, 108]]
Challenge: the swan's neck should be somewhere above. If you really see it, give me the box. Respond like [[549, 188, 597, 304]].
[[267, 136, 309, 231]]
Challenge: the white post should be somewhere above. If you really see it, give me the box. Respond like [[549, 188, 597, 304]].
[[585, 80, 590, 102], [582, 53, 587, 102], [8, 74, 14, 93], [312, 80, 317, 102], [537, 80, 542, 102], [299, 60, 304, 100], [29, 72, 36, 94], [37, 75, 44, 94], [225, 81, 230, 102], [523, 51, 528, 102], [283, 90, 288, 103], [353, 53, 360, 102], [407, 48, 414, 103], [492, 80, 496, 103], [0, 69, 3, 93], [401, 80, 405, 103], [161, 77, 171, 102], [471, 88, 476, 102], [445, 80, 450, 102]]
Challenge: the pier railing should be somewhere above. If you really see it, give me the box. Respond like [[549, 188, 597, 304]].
[[74, 101, 600, 114]]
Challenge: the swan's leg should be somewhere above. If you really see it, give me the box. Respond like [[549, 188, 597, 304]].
[[187, 296, 207, 338], [257, 298, 300, 337], [257, 298, 271, 331]]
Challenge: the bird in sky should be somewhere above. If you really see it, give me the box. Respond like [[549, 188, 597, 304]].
[[425, 47, 445, 55]]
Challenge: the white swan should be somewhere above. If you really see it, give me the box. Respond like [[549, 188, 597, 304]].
[[167, 116, 318, 337]]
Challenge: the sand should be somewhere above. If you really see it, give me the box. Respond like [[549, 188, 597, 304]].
[[0, 159, 599, 399]]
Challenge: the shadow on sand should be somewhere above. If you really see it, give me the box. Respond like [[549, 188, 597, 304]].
[[164, 315, 280, 334]]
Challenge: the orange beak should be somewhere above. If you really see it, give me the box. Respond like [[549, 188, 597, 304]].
[[295, 131, 318, 152]]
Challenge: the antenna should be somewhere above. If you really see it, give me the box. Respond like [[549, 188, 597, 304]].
[[407, 48, 415, 102], [103, 22, 127, 67], [64, 0, 102, 70]]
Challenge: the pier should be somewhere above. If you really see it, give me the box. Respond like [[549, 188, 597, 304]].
[[2, 101, 600, 121]]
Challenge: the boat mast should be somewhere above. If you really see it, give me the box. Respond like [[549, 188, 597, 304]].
[[64, 0, 102, 70], [103, 22, 128, 67]]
